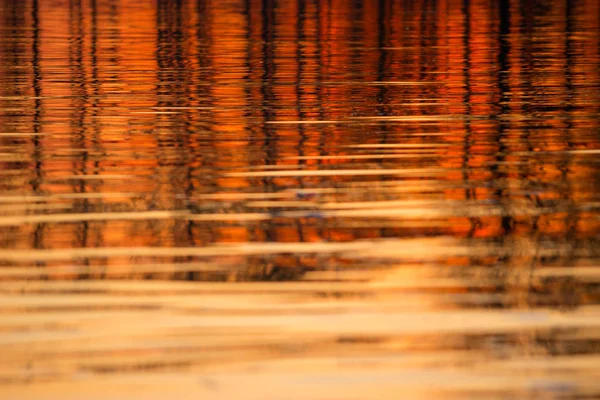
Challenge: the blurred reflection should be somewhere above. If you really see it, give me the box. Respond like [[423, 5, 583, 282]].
[[0, 0, 596, 275], [0, 0, 599, 398]]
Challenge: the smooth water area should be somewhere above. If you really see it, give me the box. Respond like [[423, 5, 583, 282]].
[[0, 0, 599, 398]]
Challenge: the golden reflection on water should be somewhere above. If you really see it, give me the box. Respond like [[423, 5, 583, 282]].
[[0, 0, 599, 398]]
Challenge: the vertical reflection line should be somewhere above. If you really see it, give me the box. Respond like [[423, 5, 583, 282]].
[[84, 0, 93, 209], [173, 0, 187, 159], [243, 0, 255, 148], [563, 0, 576, 241], [69, 0, 91, 277], [90, 0, 106, 236], [186, 0, 203, 254], [295, 0, 306, 246], [496, 0, 513, 236], [88, 0, 101, 275], [518, 0, 539, 235], [492, 0, 512, 301], [31, 0, 42, 192], [314, 0, 326, 244], [317, 0, 331, 165], [295, 0, 306, 163], [261, 0, 276, 161], [159, 0, 188, 274], [261, 0, 276, 242], [185, 0, 207, 275], [190, 0, 215, 250], [69, 0, 87, 202], [462, 0, 477, 237], [418, 0, 429, 83], [31, 0, 44, 254], [174, 1, 195, 278], [155, 0, 184, 211], [376, 0, 390, 118], [315, 0, 325, 124], [375, 0, 391, 180], [90, 0, 101, 177], [348, 0, 362, 114], [155, 0, 165, 215], [174, 0, 192, 258], [243, 0, 261, 267], [154, 0, 172, 262], [375, 0, 391, 240], [317, 0, 330, 244]]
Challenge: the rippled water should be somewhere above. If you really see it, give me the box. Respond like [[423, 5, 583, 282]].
[[1, 0, 599, 398]]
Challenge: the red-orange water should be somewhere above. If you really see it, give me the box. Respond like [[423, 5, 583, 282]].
[[0, 0, 599, 398]]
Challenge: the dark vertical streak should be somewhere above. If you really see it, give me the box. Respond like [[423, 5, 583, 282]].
[[517, 0, 540, 237], [261, 0, 277, 159], [316, 0, 330, 244], [261, 0, 276, 242], [31, 0, 42, 193], [68, 0, 90, 277], [374, 0, 391, 186], [189, 0, 216, 251], [31, 0, 44, 253], [315, 0, 324, 124], [313, 0, 326, 245], [462, 0, 478, 238], [243, 0, 256, 155], [562, 0, 576, 242], [375, 0, 390, 239], [376, 0, 389, 119], [317, 0, 332, 166], [295, 0, 307, 245], [462, 0, 472, 195], [496, 0, 513, 236]]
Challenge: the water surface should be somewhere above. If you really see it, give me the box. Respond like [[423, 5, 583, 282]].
[[0, 0, 599, 398]]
